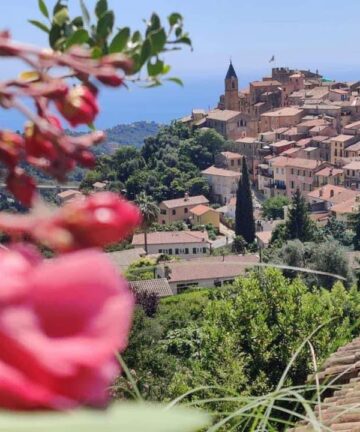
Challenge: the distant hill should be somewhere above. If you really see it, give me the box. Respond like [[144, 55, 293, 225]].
[[95, 121, 161, 155]]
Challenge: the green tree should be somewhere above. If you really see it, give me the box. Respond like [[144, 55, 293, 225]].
[[285, 189, 313, 242], [349, 209, 360, 250], [262, 195, 290, 219], [122, 269, 360, 402], [232, 235, 247, 253], [135, 192, 159, 254], [235, 157, 255, 243]]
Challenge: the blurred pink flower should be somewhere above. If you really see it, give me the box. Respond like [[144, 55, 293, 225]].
[[0, 246, 134, 410]]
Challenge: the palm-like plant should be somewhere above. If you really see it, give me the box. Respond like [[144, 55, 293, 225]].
[[135, 192, 160, 254]]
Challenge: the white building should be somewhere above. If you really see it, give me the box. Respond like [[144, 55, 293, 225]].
[[132, 231, 210, 258], [201, 166, 240, 205]]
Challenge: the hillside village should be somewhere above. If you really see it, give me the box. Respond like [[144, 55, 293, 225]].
[[44, 63, 360, 299]]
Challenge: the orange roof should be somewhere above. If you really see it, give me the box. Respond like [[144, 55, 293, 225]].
[[315, 167, 343, 177], [251, 80, 281, 87], [343, 161, 360, 170], [307, 185, 358, 204], [331, 134, 354, 143], [255, 231, 272, 245], [190, 204, 214, 216], [269, 156, 289, 167], [202, 166, 241, 177], [221, 151, 242, 159], [331, 197, 360, 215], [271, 156, 320, 169], [161, 195, 209, 209], [132, 230, 209, 246], [207, 109, 240, 121], [345, 141, 360, 152], [344, 120, 360, 130], [261, 107, 304, 117]]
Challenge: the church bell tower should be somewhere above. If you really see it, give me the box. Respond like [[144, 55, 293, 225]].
[[224, 61, 239, 111]]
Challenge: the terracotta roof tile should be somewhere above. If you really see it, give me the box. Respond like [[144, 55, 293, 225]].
[[189, 204, 215, 216], [132, 231, 209, 246], [202, 166, 241, 177], [129, 278, 174, 297], [161, 195, 209, 209]]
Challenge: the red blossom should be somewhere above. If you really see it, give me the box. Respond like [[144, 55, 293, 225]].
[[24, 116, 62, 161], [0, 246, 134, 409], [6, 168, 36, 207], [55, 85, 99, 127], [0, 131, 24, 167], [0, 192, 142, 252]]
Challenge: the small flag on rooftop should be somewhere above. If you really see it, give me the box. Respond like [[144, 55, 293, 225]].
[[269, 55, 275, 63]]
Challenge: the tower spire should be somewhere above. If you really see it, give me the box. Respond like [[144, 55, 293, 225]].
[[225, 60, 237, 80]]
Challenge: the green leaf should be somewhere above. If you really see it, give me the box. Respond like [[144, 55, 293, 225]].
[[0, 403, 210, 432], [149, 28, 166, 55], [140, 39, 151, 67], [132, 31, 141, 43], [97, 10, 114, 38], [71, 16, 84, 28], [91, 46, 102, 58], [166, 77, 184, 86], [168, 13, 182, 27], [95, 0, 108, 18], [147, 58, 164, 76], [49, 24, 61, 49], [65, 29, 89, 49], [80, 0, 91, 26], [38, 0, 49, 19], [28, 19, 50, 33], [176, 35, 192, 47], [53, 0, 64, 15], [53, 7, 69, 26], [109, 27, 130, 53]]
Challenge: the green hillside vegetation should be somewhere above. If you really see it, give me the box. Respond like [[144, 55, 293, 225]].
[[81, 123, 230, 201], [119, 268, 360, 404]]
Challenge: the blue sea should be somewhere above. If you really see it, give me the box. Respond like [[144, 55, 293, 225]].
[[0, 67, 360, 131]]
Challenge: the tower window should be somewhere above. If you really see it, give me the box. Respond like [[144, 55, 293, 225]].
[[232, 81, 235, 89]]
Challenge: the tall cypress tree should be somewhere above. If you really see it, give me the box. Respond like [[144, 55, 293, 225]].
[[235, 157, 255, 243], [285, 189, 313, 242], [349, 207, 360, 250]]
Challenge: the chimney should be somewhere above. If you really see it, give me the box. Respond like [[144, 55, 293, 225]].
[[184, 192, 189, 201]]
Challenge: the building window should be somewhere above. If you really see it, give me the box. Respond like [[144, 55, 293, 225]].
[[175, 248, 179, 255], [193, 248, 197, 254], [185, 248, 189, 254], [335, 149, 337, 157], [172, 209, 176, 215], [162, 220, 165, 224], [353, 170, 356, 177], [291, 169, 294, 175], [160, 209, 166, 215], [291, 181, 294, 189], [202, 247, 207, 253], [184, 207, 188, 214]]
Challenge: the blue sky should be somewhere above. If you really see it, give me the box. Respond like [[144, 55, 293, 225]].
[[0, 0, 359, 127]]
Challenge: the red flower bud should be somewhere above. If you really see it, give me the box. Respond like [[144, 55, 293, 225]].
[[55, 85, 99, 127], [24, 116, 62, 161], [6, 168, 36, 207], [0, 130, 24, 167], [56, 192, 142, 251], [96, 71, 123, 87], [101, 54, 134, 74]]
